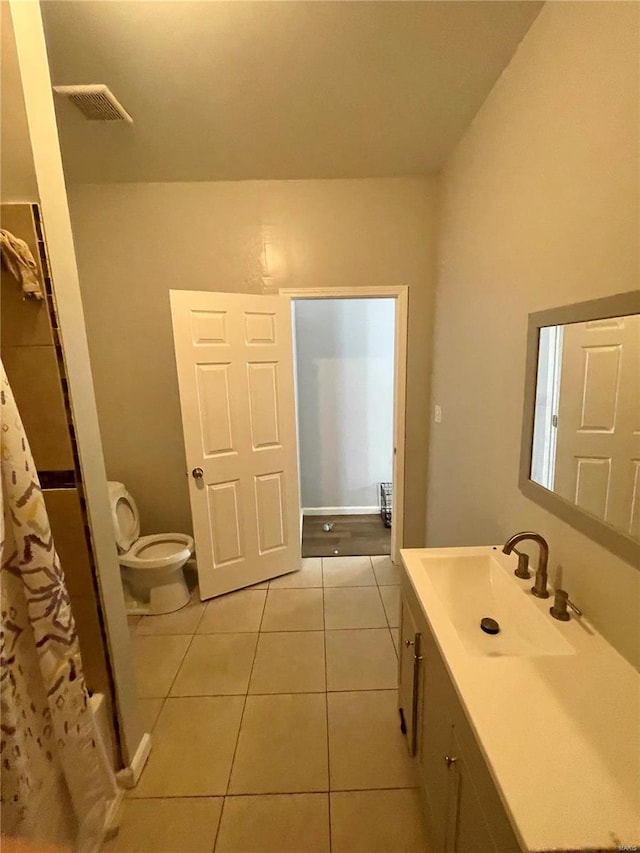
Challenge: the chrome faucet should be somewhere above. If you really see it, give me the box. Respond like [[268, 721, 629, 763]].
[[502, 531, 550, 599]]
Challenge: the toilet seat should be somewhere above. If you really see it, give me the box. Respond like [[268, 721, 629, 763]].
[[107, 480, 194, 614], [108, 481, 141, 552], [119, 533, 194, 570]]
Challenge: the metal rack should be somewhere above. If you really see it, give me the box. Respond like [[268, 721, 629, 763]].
[[379, 482, 392, 528]]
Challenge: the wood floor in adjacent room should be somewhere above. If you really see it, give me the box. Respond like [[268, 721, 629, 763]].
[[302, 514, 391, 558]]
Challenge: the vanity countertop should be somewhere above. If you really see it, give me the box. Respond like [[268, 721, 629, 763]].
[[400, 546, 640, 853]]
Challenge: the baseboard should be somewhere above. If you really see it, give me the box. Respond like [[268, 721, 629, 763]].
[[115, 732, 152, 789], [303, 506, 380, 516], [88, 692, 118, 771], [101, 789, 125, 846]]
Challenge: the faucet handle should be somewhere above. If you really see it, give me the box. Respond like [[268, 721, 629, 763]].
[[566, 596, 582, 617], [513, 548, 531, 580], [550, 589, 582, 621]]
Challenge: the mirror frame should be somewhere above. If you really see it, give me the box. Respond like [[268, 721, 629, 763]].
[[520, 290, 640, 568]]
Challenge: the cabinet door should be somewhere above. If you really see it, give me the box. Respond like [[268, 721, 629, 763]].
[[449, 692, 522, 852], [419, 624, 454, 853], [446, 731, 497, 853], [402, 588, 522, 853], [398, 597, 421, 755]]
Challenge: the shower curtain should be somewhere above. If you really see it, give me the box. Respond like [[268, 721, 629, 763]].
[[0, 362, 117, 852]]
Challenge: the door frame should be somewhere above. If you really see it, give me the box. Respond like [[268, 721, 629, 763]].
[[280, 285, 408, 563]]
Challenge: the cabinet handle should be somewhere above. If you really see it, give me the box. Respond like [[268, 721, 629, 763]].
[[445, 755, 458, 768], [405, 639, 414, 647]]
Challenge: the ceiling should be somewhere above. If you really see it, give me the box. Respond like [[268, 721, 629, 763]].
[[42, 1, 543, 184]]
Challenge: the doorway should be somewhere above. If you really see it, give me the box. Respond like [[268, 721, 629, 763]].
[[170, 286, 407, 602], [282, 287, 408, 565]]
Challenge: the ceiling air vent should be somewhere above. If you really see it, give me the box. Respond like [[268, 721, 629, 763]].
[[53, 84, 133, 123]]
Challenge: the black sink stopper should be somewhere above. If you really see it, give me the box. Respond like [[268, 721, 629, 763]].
[[480, 617, 500, 635]]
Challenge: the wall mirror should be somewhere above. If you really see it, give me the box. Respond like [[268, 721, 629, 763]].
[[520, 291, 640, 567]]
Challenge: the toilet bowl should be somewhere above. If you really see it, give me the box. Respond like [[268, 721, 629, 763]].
[[108, 481, 194, 615]]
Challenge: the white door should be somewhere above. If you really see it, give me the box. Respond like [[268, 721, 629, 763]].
[[170, 290, 301, 599], [554, 314, 640, 535]]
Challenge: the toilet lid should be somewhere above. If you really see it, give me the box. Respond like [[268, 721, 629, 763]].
[[107, 482, 140, 553]]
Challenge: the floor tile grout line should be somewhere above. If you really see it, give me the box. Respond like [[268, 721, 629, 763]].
[[375, 577, 393, 632], [134, 589, 206, 636], [186, 582, 397, 601], [148, 695, 167, 737], [192, 595, 208, 635], [181, 624, 397, 635], [137, 684, 400, 700], [210, 789, 227, 852], [222, 588, 269, 801], [130, 628, 197, 795], [373, 551, 399, 650], [158, 630, 197, 702], [321, 557, 333, 853], [130, 627, 171, 738], [325, 621, 388, 632], [260, 582, 402, 591], [126, 783, 419, 801]]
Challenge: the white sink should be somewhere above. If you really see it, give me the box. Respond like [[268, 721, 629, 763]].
[[419, 548, 575, 657]]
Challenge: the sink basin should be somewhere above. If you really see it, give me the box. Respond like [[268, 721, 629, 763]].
[[419, 548, 575, 657]]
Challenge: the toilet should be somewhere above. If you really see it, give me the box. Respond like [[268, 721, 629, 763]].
[[108, 481, 194, 615]]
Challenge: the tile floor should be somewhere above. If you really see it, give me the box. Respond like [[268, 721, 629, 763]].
[[106, 555, 428, 853]]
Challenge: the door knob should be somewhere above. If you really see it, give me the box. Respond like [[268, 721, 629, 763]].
[[192, 467, 204, 479]]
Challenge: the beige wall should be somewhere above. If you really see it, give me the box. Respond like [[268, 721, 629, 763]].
[[10, 0, 144, 763], [1, 203, 112, 699], [0, 2, 38, 202], [429, 2, 640, 665], [1, 12, 113, 702], [68, 177, 437, 548]]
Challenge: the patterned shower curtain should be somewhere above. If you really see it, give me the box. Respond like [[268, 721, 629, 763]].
[[0, 363, 117, 851]]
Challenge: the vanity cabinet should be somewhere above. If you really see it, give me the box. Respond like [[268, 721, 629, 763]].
[[399, 581, 522, 853]]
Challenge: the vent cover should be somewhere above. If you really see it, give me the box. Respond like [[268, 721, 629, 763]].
[[53, 84, 133, 123]]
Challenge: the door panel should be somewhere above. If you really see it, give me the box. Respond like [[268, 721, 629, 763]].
[[191, 310, 227, 344], [171, 290, 301, 599], [247, 362, 280, 448], [555, 315, 640, 534], [245, 311, 276, 343], [580, 345, 620, 430], [196, 364, 234, 454], [255, 472, 287, 553], [575, 457, 610, 518], [208, 480, 244, 566]]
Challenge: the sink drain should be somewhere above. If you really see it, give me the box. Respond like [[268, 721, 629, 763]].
[[480, 617, 500, 635]]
